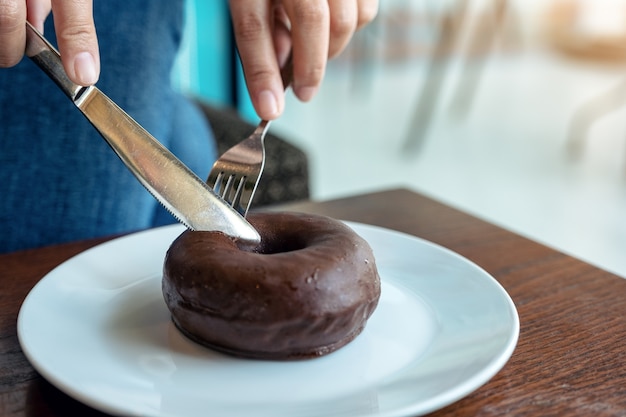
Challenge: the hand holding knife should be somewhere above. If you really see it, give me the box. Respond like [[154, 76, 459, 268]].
[[24, 22, 260, 246]]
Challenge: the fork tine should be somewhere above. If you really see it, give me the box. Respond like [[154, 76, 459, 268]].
[[207, 124, 268, 215], [231, 176, 246, 209], [221, 174, 235, 200], [212, 172, 224, 195], [207, 53, 293, 216], [210, 171, 248, 213]]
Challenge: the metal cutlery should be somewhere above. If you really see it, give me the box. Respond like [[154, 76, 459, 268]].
[[24, 22, 260, 244], [208, 54, 293, 216]]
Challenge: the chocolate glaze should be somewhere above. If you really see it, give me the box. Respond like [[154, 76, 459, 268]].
[[162, 211, 381, 360]]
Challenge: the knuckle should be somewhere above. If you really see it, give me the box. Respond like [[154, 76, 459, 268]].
[[246, 66, 274, 84], [0, 1, 22, 23], [0, 1, 25, 67], [291, 1, 328, 28], [330, 13, 356, 39], [56, 21, 95, 47], [302, 64, 324, 85], [0, 1, 23, 33], [241, 61, 276, 91], [232, 11, 266, 43]]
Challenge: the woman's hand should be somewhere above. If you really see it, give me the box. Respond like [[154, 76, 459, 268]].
[[229, 0, 378, 120], [0, 0, 99, 86]]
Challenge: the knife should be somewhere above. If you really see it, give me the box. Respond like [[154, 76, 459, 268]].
[[24, 22, 260, 245]]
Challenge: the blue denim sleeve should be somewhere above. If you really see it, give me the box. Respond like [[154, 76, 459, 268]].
[[0, 0, 217, 252]]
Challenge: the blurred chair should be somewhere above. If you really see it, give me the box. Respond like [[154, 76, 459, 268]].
[[543, 0, 626, 62], [448, 0, 512, 118], [402, 0, 470, 153], [543, 0, 626, 162], [565, 77, 626, 160], [402, 0, 519, 153]]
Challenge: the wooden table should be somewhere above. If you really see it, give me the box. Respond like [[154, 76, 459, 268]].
[[1, 188, 625, 416]]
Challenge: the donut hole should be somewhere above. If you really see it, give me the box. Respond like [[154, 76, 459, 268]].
[[255, 231, 308, 255], [248, 211, 328, 255]]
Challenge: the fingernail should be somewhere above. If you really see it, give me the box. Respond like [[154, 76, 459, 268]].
[[258, 90, 279, 118], [295, 86, 317, 102], [73, 52, 98, 86]]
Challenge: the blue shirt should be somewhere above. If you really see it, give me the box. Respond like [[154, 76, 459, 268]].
[[0, 0, 216, 252]]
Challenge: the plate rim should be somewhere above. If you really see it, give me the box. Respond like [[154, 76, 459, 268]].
[[18, 222, 519, 417]]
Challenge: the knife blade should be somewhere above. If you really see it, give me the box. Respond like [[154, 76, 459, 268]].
[[24, 22, 260, 245]]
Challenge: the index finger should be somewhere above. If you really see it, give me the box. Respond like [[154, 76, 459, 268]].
[[229, 0, 285, 120], [50, 0, 99, 86]]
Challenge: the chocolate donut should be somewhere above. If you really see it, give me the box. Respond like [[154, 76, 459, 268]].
[[162, 211, 381, 360]]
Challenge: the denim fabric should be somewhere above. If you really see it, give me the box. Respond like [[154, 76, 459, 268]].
[[0, 0, 217, 253]]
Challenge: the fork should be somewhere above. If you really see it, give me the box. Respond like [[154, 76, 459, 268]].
[[207, 55, 294, 216]]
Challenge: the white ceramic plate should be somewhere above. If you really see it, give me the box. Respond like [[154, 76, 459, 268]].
[[18, 222, 518, 417]]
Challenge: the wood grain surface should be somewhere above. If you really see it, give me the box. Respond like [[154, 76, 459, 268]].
[[1, 188, 625, 416]]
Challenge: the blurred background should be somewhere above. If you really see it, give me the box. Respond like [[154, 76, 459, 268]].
[[174, 0, 626, 278]]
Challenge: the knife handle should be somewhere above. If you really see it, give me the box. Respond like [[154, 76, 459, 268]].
[[24, 22, 88, 102], [22, 22, 261, 244]]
